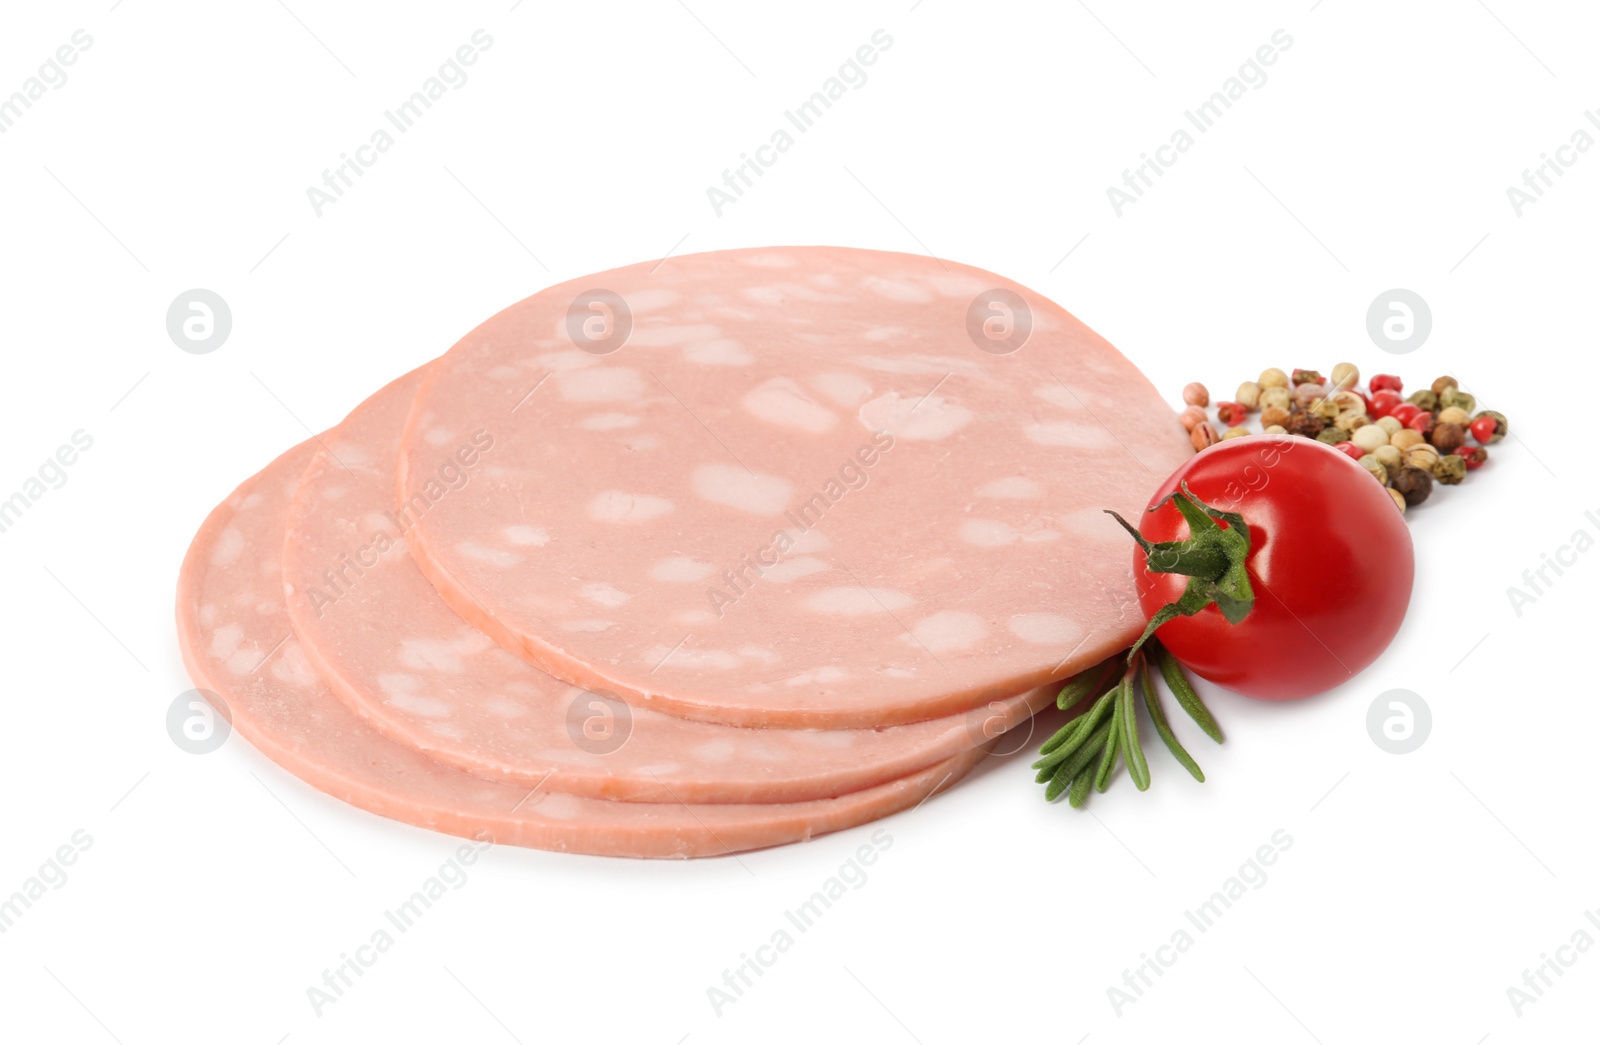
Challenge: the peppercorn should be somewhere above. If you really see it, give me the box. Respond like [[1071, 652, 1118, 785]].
[[1430, 421, 1466, 454], [1258, 386, 1292, 412], [1390, 429, 1425, 451], [1437, 405, 1470, 426], [1388, 487, 1407, 513], [1235, 381, 1261, 409], [1316, 427, 1345, 445], [1460, 445, 1488, 470], [1375, 416, 1404, 437], [1285, 411, 1325, 438], [1291, 369, 1325, 386], [1222, 425, 1251, 440], [1433, 454, 1466, 485], [1216, 401, 1249, 426], [1179, 405, 1207, 432], [1259, 367, 1289, 389], [1404, 444, 1440, 472], [1406, 389, 1439, 412], [1260, 405, 1292, 429], [1393, 466, 1433, 506], [1352, 424, 1389, 453], [1370, 374, 1403, 393], [1360, 455, 1389, 484], [1390, 403, 1423, 428], [1293, 382, 1327, 410], [1183, 382, 1210, 407], [1329, 389, 1365, 425], [1440, 387, 1476, 414], [1372, 443, 1402, 477], [1191, 421, 1219, 451], [1471, 409, 1508, 444], [1368, 389, 1403, 419], [1330, 362, 1359, 390], [1407, 411, 1435, 438], [1431, 375, 1458, 396], [1263, 424, 1287, 435], [1333, 441, 1364, 460]]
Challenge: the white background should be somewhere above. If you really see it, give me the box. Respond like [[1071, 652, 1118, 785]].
[[0, 0, 1593, 1041]]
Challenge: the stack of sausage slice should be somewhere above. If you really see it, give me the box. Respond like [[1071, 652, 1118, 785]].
[[176, 246, 1191, 858]]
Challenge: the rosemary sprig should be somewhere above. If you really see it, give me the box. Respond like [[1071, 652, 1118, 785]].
[[1141, 655, 1204, 783], [1033, 639, 1222, 808]]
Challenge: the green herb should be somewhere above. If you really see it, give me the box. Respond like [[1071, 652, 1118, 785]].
[[1033, 641, 1222, 808], [1118, 672, 1150, 791], [1141, 656, 1203, 782]]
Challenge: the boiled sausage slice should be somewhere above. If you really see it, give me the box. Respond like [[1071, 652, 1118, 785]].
[[177, 438, 985, 858], [283, 368, 1048, 803], [400, 246, 1190, 727]]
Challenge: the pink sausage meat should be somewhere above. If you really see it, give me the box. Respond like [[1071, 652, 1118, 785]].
[[399, 246, 1191, 728], [176, 437, 986, 859], [283, 368, 1050, 803]]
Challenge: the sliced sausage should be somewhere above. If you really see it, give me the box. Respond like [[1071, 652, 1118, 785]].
[[399, 246, 1190, 728], [177, 437, 984, 858], [283, 368, 1048, 802]]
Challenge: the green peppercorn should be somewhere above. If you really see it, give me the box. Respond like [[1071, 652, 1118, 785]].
[[1472, 409, 1509, 444], [1393, 466, 1433, 506], [1359, 455, 1388, 484], [1406, 389, 1439, 412], [1440, 387, 1476, 414], [1433, 454, 1466, 485], [1316, 427, 1345, 445]]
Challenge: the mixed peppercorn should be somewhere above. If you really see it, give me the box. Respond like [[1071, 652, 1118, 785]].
[[1177, 366, 1506, 513]]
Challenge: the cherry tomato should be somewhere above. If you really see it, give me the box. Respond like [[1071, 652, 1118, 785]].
[[1129, 435, 1414, 700], [1368, 390, 1402, 419], [1369, 374, 1403, 393], [1333, 441, 1364, 460], [1390, 403, 1422, 427], [1469, 416, 1498, 444]]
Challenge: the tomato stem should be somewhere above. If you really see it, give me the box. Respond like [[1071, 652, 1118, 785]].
[[1105, 482, 1256, 661]]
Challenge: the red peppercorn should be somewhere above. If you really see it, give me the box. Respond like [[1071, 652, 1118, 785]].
[[1407, 411, 1435, 437], [1368, 389, 1403, 418], [1390, 403, 1422, 427], [1216, 401, 1248, 425], [1469, 416, 1498, 444], [1333, 441, 1364, 461], [1461, 445, 1488, 470], [1370, 374, 1403, 393]]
